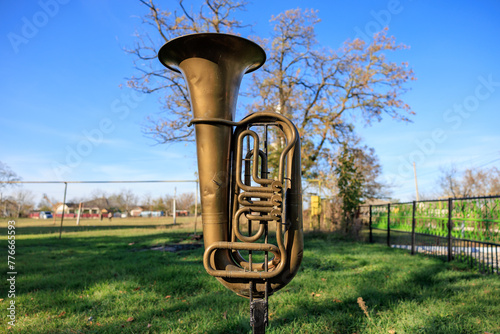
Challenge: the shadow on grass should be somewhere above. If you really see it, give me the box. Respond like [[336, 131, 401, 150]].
[[272, 233, 496, 333], [2, 223, 179, 236], [2, 228, 256, 333], [2, 229, 498, 333]]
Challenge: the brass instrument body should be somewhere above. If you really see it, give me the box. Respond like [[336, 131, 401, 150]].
[[158, 33, 303, 298]]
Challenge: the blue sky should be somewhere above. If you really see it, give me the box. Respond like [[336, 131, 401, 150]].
[[1, 0, 499, 205]]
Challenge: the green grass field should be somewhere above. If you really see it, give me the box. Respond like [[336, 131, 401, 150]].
[[1, 217, 499, 333]]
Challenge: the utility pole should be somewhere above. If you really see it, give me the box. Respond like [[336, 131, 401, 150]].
[[413, 162, 420, 202]]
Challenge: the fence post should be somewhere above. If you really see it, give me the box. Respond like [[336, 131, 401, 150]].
[[387, 203, 391, 248], [411, 201, 416, 255], [447, 197, 453, 262], [369, 205, 373, 243]]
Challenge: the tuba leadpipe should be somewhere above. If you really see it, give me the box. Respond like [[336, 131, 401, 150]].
[[158, 33, 303, 298]]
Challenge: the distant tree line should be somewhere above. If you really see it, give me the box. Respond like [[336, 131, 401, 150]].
[[438, 165, 500, 198], [45, 188, 198, 216]]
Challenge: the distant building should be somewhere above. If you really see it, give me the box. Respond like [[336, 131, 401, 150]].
[[80, 198, 111, 216], [130, 207, 143, 217], [54, 197, 112, 218], [54, 202, 77, 218], [140, 210, 164, 217], [176, 210, 189, 216]]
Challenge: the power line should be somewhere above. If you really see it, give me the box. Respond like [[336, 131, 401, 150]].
[[476, 157, 500, 169]]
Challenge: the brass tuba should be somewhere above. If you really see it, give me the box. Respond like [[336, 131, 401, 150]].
[[158, 33, 303, 300]]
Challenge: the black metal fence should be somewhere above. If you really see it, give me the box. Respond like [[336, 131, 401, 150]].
[[360, 195, 500, 275]]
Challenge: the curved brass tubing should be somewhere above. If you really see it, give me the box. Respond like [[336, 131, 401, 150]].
[[226, 113, 303, 297]]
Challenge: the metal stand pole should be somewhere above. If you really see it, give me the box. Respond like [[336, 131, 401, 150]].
[[250, 281, 268, 334]]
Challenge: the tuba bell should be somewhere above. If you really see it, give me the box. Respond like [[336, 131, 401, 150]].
[[158, 33, 303, 307]]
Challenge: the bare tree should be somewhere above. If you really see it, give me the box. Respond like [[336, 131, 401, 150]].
[[89, 188, 108, 201], [248, 10, 415, 179], [489, 168, 500, 195], [125, 0, 249, 143], [121, 189, 139, 214], [108, 188, 139, 213], [13, 189, 35, 218], [163, 194, 174, 214], [0, 162, 21, 217], [0, 162, 21, 185], [142, 192, 153, 211], [438, 165, 500, 198], [176, 192, 195, 210]]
